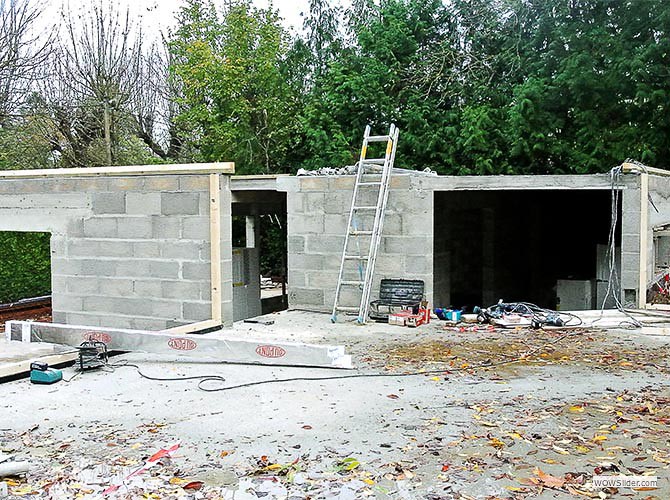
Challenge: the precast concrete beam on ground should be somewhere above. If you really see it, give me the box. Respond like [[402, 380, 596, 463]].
[[4, 321, 353, 369]]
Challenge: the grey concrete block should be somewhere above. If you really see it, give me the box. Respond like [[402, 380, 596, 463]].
[[290, 254, 324, 270], [329, 177, 355, 190], [152, 216, 181, 239], [383, 236, 431, 255], [200, 282, 212, 300], [179, 175, 209, 191], [109, 177, 145, 191], [126, 192, 162, 215], [182, 216, 209, 239], [134, 279, 163, 297], [323, 214, 348, 235], [288, 287, 324, 306], [324, 192, 349, 214], [64, 313, 101, 327], [99, 278, 135, 296], [80, 259, 119, 276], [621, 233, 640, 253], [183, 261, 210, 280], [50, 236, 66, 255], [306, 235, 343, 254], [117, 260, 179, 279], [150, 299, 182, 318], [51, 311, 67, 323], [183, 301, 211, 321], [66, 276, 99, 294], [288, 270, 306, 287], [118, 217, 153, 239], [299, 177, 329, 192], [161, 280, 200, 300], [161, 241, 202, 260], [306, 270, 338, 288], [93, 193, 126, 214], [67, 239, 99, 257], [304, 193, 325, 213], [52, 294, 84, 311], [288, 236, 305, 253], [403, 256, 432, 274], [83, 217, 117, 238], [69, 239, 134, 258], [198, 193, 210, 215], [287, 194, 304, 214], [289, 214, 324, 234], [143, 176, 180, 191], [133, 241, 161, 258], [162, 192, 199, 215]]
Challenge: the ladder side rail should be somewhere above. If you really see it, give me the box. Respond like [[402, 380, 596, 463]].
[[332, 125, 371, 319], [359, 125, 398, 321]]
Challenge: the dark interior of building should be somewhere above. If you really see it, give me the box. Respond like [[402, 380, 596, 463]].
[[433, 190, 620, 311]]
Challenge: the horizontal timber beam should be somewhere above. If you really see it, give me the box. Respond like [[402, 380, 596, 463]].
[[0, 162, 235, 179]]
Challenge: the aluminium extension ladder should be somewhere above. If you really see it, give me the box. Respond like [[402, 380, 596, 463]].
[[331, 124, 399, 324]]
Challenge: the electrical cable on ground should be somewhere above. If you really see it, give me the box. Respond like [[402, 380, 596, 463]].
[[107, 331, 581, 392]]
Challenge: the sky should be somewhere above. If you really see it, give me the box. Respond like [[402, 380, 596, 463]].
[[41, 0, 317, 38]]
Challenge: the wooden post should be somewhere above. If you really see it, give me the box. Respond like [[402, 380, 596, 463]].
[[639, 172, 649, 309], [209, 174, 222, 323]]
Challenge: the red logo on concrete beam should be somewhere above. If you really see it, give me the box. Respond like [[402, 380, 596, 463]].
[[255, 345, 286, 358], [83, 331, 112, 344], [167, 338, 197, 351]]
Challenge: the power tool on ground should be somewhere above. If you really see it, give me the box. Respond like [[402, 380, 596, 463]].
[[29, 361, 62, 384]]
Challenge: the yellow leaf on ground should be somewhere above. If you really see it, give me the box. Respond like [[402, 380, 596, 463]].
[[592, 435, 608, 443], [263, 463, 283, 471], [488, 438, 505, 449], [363, 478, 375, 485], [569, 405, 585, 413], [576, 445, 590, 453], [169, 477, 188, 485]]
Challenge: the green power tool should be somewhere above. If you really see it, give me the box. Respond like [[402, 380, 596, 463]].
[[29, 362, 62, 384]]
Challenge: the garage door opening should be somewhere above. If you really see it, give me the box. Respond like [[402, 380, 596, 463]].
[[433, 190, 620, 311]]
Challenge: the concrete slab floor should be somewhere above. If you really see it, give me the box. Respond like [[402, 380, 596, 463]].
[[0, 310, 669, 499]]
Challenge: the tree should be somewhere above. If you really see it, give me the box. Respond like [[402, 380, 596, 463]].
[[0, 0, 51, 123], [169, 0, 301, 173]]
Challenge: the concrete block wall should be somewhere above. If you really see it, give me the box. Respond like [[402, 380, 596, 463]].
[[0, 174, 233, 330], [232, 247, 261, 321], [278, 175, 433, 313]]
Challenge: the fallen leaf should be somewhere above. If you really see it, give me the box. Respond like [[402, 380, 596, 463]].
[[441, 464, 450, 472], [302, 425, 313, 430], [387, 394, 399, 399], [535, 467, 565, 488], [183, 481, 203, 491]]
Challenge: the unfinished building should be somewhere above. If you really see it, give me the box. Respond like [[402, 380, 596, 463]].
[[0, 162, 667, 330]]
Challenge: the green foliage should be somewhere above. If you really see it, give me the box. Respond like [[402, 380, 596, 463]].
[[169, 0, 301, 174], [0, 232, 51, 303]]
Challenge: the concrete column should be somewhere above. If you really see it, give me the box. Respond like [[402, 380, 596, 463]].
[[246, 215, 259, 248]]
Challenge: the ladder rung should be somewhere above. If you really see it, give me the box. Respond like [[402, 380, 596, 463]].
[[361, 158, 386, 164], [349, 230, 372, 236], [336, 306, 360, 312], [367, 135, 391, 142], [341, 280, 364, 286], [344, 254, 369, 259], [353, 206, 376, 210], [358, 182, 381, 186]]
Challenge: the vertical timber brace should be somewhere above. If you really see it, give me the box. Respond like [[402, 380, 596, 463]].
[[638, 172, 649, 309]]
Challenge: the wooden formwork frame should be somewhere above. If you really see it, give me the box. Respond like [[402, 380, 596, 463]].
[[0, 163, 234, 333]]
